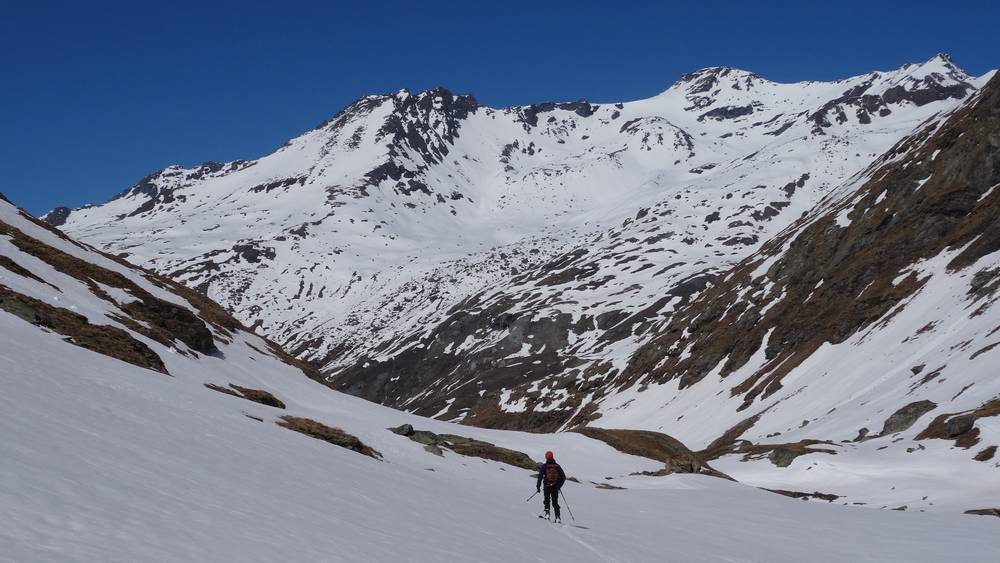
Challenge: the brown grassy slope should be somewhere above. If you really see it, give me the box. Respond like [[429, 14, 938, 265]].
[[0, 285, 166, 373], [2, 201, 324, 384], [204, 383, 286, 409], [916, 398, 1000, 449]]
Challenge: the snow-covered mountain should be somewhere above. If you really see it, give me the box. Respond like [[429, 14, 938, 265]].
[[48, 55, 982, 393], [3, 194, 999, 561], [40, 55, 1000, 510]]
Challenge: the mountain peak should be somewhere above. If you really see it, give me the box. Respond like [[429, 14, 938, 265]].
[[900, 52, 971, 81], [672, 66, 764, 94]]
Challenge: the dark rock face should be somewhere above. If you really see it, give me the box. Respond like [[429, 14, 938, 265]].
[[768, 447, 802, 468], [809, 66, 973, 134], [880, 400, 937, 435], [358, 88, 480, 201], [41, 206, 72, 227], [881, 82, 972, 106], [947, 416, 975, 437], [230, 242, 276, 264], [969, 267, 1000, 296], [248, 176, 306, 194], [388, 423, 414, 436], [698, 104, 754, 122], [516, 100, 597, 128], [378, 87, 479, 150], [675, 67, 762, 110]]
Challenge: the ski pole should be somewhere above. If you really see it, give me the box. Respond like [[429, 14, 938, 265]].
[[560, 489, 576, 522], [526, 491, 539, 502]]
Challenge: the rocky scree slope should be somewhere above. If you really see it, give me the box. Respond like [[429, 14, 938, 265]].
[[46, 56, 986, 432]]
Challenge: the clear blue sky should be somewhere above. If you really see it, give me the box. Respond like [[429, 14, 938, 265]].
[[3, 0, 997, 215]]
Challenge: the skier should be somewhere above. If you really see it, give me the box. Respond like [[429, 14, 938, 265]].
[[536, 450, 566, 522]]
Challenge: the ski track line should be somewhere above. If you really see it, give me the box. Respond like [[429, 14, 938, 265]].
[[557, 524, 619, 563]]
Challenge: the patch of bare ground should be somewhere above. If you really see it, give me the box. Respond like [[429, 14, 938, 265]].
[[698, 413, 764, 460], [388, 424, 536, 469], [916, 398, 1000, 449], [692, 412, 838, 468], [277, 416, 381, 459], [969, 341, 999, 360], [0, 284, 166, 373], [965, 508, 1000, 517], [738, 440, 838, 468], [0, 255, 60, 291], [765, 489, 839, 502], [204, 383, 285, 409], [573, 427, 731, 479], [974, 445, 997, 461], [594, 482, 626, 490]]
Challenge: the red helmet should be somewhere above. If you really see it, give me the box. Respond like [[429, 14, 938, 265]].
[[545, 451, 554, 460]]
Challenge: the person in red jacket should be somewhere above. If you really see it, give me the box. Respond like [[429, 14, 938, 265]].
[[536, 451, 566, 522]]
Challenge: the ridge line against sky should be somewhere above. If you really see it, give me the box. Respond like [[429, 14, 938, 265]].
[[3, 0, 998, 215]]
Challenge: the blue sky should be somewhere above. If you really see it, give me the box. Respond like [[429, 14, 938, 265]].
[[3, 0, 997, 215]]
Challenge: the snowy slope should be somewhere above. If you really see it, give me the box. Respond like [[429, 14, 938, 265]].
[[598, 72, 1000, 511], [3, 194, 999, 561], [48, 56, 984, 416]]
